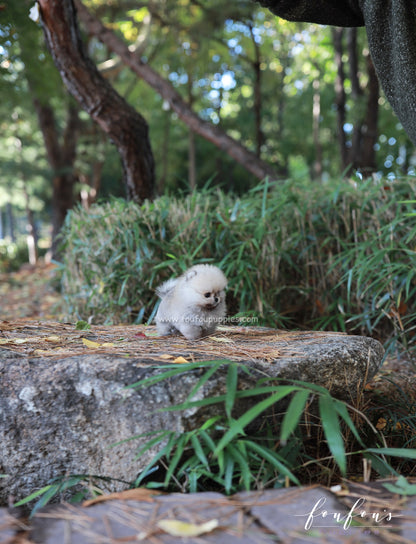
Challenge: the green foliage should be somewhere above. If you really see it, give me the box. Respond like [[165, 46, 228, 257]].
[[13, 474, 124, 517], [383, 476, 416, 496], [2, 0, 414, 222], [0, 238, 29, 273], [124, 361, 416, 493], [75, 320, 91, 330], [58, 176, 416, 355], [14, 361, 416, 513]]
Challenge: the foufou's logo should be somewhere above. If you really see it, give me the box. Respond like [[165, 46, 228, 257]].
[[297, 496, 397, 531]]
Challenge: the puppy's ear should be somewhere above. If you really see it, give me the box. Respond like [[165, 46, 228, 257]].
[[184, 268, 198, 282]]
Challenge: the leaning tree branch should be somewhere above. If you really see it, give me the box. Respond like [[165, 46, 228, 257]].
[[74, 0, 278, 182], [38, 0, 155, 202]]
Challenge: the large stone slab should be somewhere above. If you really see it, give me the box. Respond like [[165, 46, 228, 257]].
[[0, 324, 384, 504]]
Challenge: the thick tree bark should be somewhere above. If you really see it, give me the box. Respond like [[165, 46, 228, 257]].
[[74, 0, 278, 182], [38, 0, 155, 202]]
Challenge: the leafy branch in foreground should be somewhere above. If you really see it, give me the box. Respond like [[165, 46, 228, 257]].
[[128, 361, 416, 493]]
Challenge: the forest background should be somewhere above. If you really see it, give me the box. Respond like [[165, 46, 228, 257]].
[[1, 0, 416, 353], [1, 0, 415, 254], [1, 0, 416, 502]]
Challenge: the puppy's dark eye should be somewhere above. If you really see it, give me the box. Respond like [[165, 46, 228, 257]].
[[204, 292, 211, 298]]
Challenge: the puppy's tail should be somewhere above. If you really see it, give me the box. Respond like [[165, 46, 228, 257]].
[[155, 278, 178, 299]]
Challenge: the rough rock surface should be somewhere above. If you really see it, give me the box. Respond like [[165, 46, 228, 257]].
[[0, 325, 384, 504]]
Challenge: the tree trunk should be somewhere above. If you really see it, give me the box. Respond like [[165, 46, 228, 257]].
[[333, 28, 379, 176], [74, 0, 278, 182], [187, 78, 197, 190], [33, 99, 79, 258], [23, 185, 38, 266], [6, 203, 15, 242], [249, 24, 264, 158], [312, 79, 323, 180], [332, 28, 349, 173], [157, 112, 171, 194], [347, 28, 363, 100], [359, 52, 379, 173], [38, 0, 155, 202]]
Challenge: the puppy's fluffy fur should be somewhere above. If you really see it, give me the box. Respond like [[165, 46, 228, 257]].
[[155, 264, 227, 340]]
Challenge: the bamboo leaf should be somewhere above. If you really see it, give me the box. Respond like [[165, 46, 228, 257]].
[[190, 434, 210, 469], [243, 440, 300, 485], [365, 447, 416, 459], [333, 400, 365, 447], [225, 363, 238, 419], [280, 390, 310, 444], [14, 485, 54, 507], [214, 387, 298, 455], [319, 395, 346, 475]]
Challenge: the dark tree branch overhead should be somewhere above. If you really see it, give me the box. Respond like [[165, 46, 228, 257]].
[[73, 0, 278, 182], [38, 0, 155, 202]]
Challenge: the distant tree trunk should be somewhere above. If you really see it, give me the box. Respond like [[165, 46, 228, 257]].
[[6, 202, 16, 242], [157, 112, 171, 194], [249, 23, 264, 158], [38, 0, 155, 202], [23, 185, 38, 266], [312, 78, 323, 180], [332, 28, 379, 176], [359, 52, 379, 173], [332, 28, 349, 172], [74, 0, 278, 182], [187, 78, 197, 190], [347, 28, 363, 100], [33, 99, 79, 258]]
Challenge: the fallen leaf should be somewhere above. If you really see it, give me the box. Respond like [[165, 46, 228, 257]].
[[101, 342, 115, 347], [157, 519, 218, 537], [159, 354, 175, 360], [0, 338, 29, 345], [45, 335, 61, 342], [82, 338, 100, 349], [173, 356, 189, 364], [83, 487, 161, 507], [34, 349, 53, 355], [376, 417, 387, 431], [211, 337, 234, 343], [134, 332, 147, 338]]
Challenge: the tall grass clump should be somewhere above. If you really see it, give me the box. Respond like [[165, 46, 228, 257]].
[[58, 176, 416, 352]]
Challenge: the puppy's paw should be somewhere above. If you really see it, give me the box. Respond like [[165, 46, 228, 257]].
[[178, 324, 203, 341]]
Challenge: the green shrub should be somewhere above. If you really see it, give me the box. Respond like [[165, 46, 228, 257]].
[[58, 176, 416, 353], [0, 238, 30, 273]]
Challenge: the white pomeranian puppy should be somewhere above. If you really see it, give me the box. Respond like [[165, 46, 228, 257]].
[[155, 264, 227, 340]]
